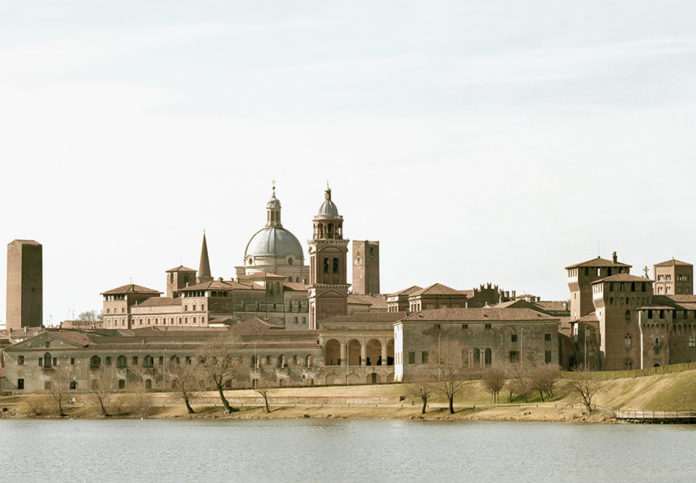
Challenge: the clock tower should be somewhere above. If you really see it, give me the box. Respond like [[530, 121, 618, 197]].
[[308, 185, 350, 329]]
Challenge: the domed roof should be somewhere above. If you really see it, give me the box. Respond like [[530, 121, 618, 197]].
[[317, 186, 340, 216], [245, 226, 304, 260]]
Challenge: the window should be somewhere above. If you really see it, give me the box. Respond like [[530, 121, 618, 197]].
[[302, 317, 306, 324], [294, 317, 298, 324], [625, 334, 632, 347], [434, 324, 441, 330], [143, 356, 154, 369], [324, 258, 329, 273], [473, 348, 481, 365], [45, 342, 50, 348], [421, 351, 428, 364], [185, 356, 192, 365], [71, 358, 75, 365], [43, 352, 52, 368], [117, 356, 127, 368], [18, 355, 24, 365], [485, 324, 491, 330], [690, 338, 696, 348], [90, 355, 100, 370], [70, 381, 77, 390], [44, 381, 52, 390], [408, 352, 415, 364], [119, 380, 126, 390], [132, 356, 139, 366], [625, 310, 631, 321], [511, 334, 518, 342], [462, 324, 468, 330], [509, 351, 519, 363], [39, 357, 43, 366], [654, 347, 660, 355], [484, 348, 492, 366], [159, 356, 164, 365], [545, 351, 552, 364], [105, 357, 112, 366], [18, 379, 24, 390]]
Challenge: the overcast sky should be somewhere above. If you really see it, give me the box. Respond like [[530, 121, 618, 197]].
[[1, 1, 695, 326]]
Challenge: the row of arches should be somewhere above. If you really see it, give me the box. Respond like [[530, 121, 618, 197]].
[[325, 373, 395, 385], [608, 297, 649, 309], [250, 354, 315, 368], [325, 339, 395, 366], [462, 347, 493, 368]]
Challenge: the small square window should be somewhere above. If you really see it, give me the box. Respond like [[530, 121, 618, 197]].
[[434, 324, 440, 330], [544, 334, 552, 342], [18, 355, 24, 365], [511, 334, 518, 342], [45, 342, 50, 349], [461, 324, 468, 330], [485, 324, 492, 330]]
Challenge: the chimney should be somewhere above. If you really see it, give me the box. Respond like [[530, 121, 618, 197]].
[[612, 251, 618, 263]]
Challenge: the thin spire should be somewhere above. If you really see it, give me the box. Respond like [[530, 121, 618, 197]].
[[197, 232, 212, 283]]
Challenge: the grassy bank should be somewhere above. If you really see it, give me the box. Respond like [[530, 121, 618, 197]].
[[2, 368, 696, 422]]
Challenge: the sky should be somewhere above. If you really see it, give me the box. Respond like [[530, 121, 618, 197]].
[[1, 1, 695, 326]]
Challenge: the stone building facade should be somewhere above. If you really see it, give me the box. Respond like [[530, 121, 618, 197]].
[[394, 308, 560, 382], [352, 240, 380, 295]]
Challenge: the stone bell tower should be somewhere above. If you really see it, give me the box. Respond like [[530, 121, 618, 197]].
[[307, 184, 349, 329]]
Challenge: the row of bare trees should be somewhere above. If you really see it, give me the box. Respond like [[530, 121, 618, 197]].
[[404, 340, 603, 415], [38, 333, 279, 417]]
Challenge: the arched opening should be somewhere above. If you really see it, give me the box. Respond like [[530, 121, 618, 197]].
[[367, 373, 381, 384], [485, 348, 492, 367], [143, 355, 154, 369], [624, 358, 633, 370], [347, 373, 361, 384], [654, 363, 660, 368], [473, 348, 481, 367], [625, 310, 631, 321], [145, 379, 152, 390], [278, 355, 287, 368], [251, 355, 259, 369], [624, 333, 632, 347], [325, 373, 339, 385], [117, 355, 127, 369], [386, 373, 395, 383], [366, 339, 382, 366], [305, 355, 315, 368], [118, 379, 126, 390], [325, 339, 341, 365], [170, 355, 180, 365], [43, 352, 52, 368], [386, 339, 395, 366], [90, 355, 101, 370], [346, 339, 361, 366], [461, 348, 469, 368]]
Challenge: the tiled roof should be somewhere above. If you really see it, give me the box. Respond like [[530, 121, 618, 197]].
[[322, 312, 408, 323], [101, 284, 162, 295], [402, 308, 557, 322], [593, 274, 652, 283], [179, 280, 264, 291], [410, 283, 466, 297], [565, 257, 632, 269], [654, 259, 693, 267], [136, 297, 180, 307], [165, 265, 196, 273], [390, 285, 423, 297], [577, 312, 599, 323], [283, 282, 308, 291], [240, 272, 288, 280]]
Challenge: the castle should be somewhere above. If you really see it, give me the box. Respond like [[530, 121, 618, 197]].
[[1, 185, 693, 393]]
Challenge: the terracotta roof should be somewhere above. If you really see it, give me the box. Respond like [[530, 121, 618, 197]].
[[662, 295, 696, 303], [410, 283, 467, 297], [322, 312, 408, 323], [390, 285, 423, 297], [179, 280, 264, 291], [593, 274, 652, 283], [283, 282, 308, 291], [229, 318, 285, 336], [101, 284, 162, 295], [402, 308, 557, 322], [240, 272, 288, 280], [565, 257, 632, 269], [577, 312, 599, 323], [165, 265, 196, 273], [654, 259, 693, 267], [135, 297, 180, 307]]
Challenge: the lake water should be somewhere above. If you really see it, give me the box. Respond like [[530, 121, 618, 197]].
[[1, 419, 695, 482]]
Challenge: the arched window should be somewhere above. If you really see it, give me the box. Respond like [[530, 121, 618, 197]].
[[624, 333, 632, 347], [143, 356, 154, 369], [90, 355, 101, 370], [305, 355, 314, 368], [624, 358, 633, 370], [323, 258, 329, 273], [117, 355, 127, 369], [43, 352, 52, 368], [461, 348, 469, 367], [485, 348, 492, 367], [473, 348, 481, 366], [251, 355, 259, 368], [333, 258, 339, 274], [278, 355, 287, 368], [625, 310, 631, 321]]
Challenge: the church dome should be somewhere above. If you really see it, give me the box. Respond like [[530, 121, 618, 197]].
[[317, 186, 340, 216], [244, 226, 304, 261]]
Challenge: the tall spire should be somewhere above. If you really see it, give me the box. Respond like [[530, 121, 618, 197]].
[[197, 232, 213, 284]]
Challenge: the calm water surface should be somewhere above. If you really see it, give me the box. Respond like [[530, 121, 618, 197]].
[[1, 418, 695, 482]]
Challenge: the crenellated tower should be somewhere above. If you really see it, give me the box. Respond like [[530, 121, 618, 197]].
[[307, 184, 350, 328]]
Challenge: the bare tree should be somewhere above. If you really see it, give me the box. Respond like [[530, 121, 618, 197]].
[[253, 375, 274, 413], [529, 365, 560, 402], [427, 340, 468, 414], [197, 333, 243, 413], [481, 367, 506, 404], [170, 362, 202, 414], [505, 362, 532, 403], [403, 376, 434, 414], [128, 379, 154, 418], [77, 310, 102, 322], [567, 365, 602, 414], [47, 367, 72, 417], [87, 367, 119, 417]]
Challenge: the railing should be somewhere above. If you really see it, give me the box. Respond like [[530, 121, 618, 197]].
[[595, 406, 696, 423]]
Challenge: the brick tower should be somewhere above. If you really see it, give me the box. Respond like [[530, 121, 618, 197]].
[[352, 240, 380, 295], [6, 239, 43, 330], [308, 185, 349, 329]]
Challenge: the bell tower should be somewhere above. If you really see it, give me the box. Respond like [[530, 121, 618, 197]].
[[307, 184, 350, 329]]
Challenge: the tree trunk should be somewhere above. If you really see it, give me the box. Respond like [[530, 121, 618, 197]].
[[264, 395, 270, 413], [217, 386, 232, 413], [184, 395, 195, 414], [448, 397, 454, 414], [421, 397, 427, 415]]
